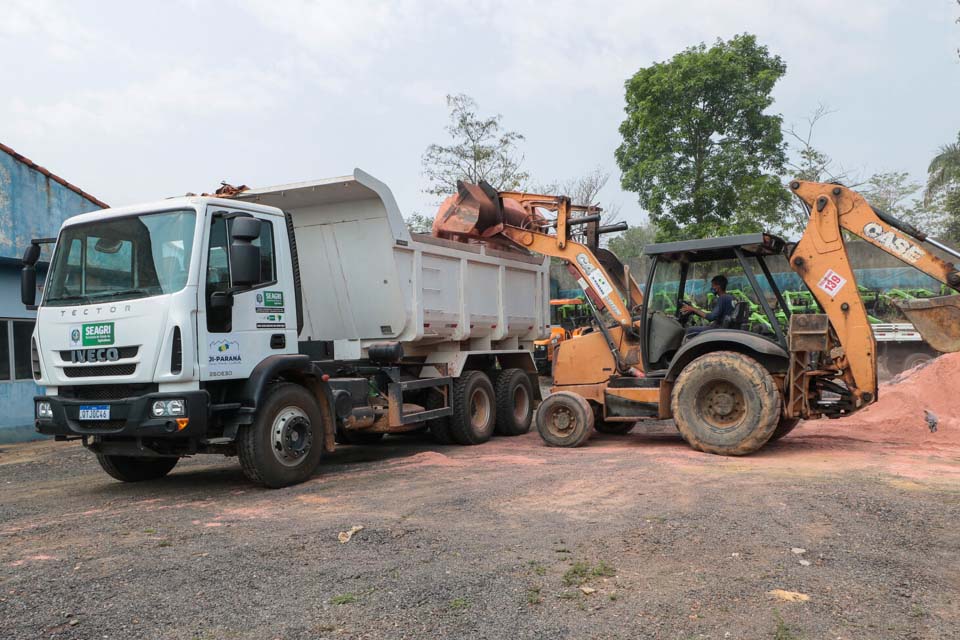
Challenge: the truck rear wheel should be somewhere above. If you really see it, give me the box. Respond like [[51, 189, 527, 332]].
[[671, 351, 780, 456], [494, 368, 534, 436], [95, 454, 178, 482], [448, 371, 496, 445], [536, 391, 593, 447], [238, 382, 325, 488]]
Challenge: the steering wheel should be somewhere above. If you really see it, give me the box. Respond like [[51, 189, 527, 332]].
[[676, 300, 696, 326]]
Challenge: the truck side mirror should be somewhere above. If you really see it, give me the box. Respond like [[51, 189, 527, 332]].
[[229, 217, 262, 287], [21, 242, 42, 308], [21, 266, 37, 307]]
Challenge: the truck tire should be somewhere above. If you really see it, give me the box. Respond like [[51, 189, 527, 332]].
[[494, 368, 534, 436], [901, 352, 933, 371], [671, 351, 780, 456], [769, 417, 801, 442], [95, 454, 178, 482], [424, 388, 454, 444], [238, 382, 325, 488], [448, 371, 496, 445], [591, 403, 635, 435], [536, 391, 593, 447]]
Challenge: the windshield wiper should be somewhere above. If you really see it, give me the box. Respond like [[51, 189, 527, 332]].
[[91, 288, 152, 299]]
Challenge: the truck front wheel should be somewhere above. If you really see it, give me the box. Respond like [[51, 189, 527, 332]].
[[95, 454, 178, 482], [238, 382, 326, 488], [671, 351, 780, 456]]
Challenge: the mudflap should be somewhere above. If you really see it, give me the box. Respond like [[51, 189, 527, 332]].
[[896, 294, 960, 353]]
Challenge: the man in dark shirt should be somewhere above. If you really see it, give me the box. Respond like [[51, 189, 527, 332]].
[[681, 275, 736, 338]]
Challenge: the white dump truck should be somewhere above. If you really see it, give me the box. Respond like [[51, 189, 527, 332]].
[[21, 169, 549, 487]]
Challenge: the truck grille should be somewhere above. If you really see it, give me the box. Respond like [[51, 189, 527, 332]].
[[63, 364, 136, 378], [59, 384, 157, 401]]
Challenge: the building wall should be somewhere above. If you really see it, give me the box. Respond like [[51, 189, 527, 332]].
[[0, 148, 104, 443]]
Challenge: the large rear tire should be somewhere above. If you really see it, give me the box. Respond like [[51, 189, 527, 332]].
[[448, 371, 497, 445], [238, 382, 326, 488], [96, 454, 178, 482], [671, 351, 780, 456], [494, 368, 534, 436], [536, 392, 593, 447]]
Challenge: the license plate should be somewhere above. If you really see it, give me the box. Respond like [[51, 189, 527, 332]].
[[79, 405, 110, 421]]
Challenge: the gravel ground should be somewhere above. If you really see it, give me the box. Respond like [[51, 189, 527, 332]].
[[1, 418, 959, 640]]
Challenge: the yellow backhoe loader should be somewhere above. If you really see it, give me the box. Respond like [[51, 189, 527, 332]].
[[433, 180, 960, 454]]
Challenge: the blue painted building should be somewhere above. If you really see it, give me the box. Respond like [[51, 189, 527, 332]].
[[0, 143, 106, 442]]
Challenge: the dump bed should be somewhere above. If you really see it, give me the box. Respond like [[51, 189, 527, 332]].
[[238, 169, 550, 357]]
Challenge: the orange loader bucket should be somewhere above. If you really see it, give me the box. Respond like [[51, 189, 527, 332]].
[[896, 294, 960, 353]]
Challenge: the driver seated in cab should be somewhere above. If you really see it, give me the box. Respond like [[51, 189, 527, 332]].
[[680, 275, 735, 338]]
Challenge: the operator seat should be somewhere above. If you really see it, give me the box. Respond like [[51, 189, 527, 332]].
[[721, 301, 752, 331]]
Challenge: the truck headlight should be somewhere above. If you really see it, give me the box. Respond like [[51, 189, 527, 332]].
[[36, 401, 53, 419], [151, 399, 186, 417]]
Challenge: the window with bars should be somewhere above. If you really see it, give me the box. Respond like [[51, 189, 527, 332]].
[[0, 319, 37, 382]]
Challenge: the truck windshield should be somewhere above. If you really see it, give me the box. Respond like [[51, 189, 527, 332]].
[[43, 210, 197, 306]]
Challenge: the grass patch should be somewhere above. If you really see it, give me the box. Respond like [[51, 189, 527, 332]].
[[773, 612, 801, 640], [563, 561, 591, 586], [608, 592, 619, 601], [555, 591, 578, 600], [330, 593, 358, 605], [157, 540, 172, 548], [564, 560, 616, 586], [143, 528, 156, 534], [591, 560, 616, 578], [526, 587, 542, 605], [449, 597, 470, 610], [527, 561, 547, 576]]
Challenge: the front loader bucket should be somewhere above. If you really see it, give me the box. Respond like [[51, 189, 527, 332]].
[[895, 294, 960, 353], [432, 181, 503, 239]]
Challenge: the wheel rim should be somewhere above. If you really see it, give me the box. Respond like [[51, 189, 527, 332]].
[[512, 385, 530, 423], [696, 380, 746, 430], [470, 388, 491, 431], [544, 403, 577, 438], [271, 406, 313, 467]]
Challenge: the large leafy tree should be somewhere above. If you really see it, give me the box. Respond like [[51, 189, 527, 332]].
[[925, 133, 960, 242], [422, 94, 528, 198], [616, 34, 789, 241]]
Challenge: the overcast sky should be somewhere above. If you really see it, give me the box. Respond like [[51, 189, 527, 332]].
[[2, 0, 958, 225]]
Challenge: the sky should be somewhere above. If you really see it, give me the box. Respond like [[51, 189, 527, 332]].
[[1, 0, 958, 227]]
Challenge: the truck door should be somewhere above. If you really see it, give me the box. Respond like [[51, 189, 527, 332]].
[[198, 208, 294, 381]]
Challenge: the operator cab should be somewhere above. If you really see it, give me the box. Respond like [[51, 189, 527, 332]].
[[640, 233, 791, 373]]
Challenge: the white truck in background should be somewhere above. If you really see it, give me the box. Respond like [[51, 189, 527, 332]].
[[21, 169, 549, 487], [872, 322, 943, 373]]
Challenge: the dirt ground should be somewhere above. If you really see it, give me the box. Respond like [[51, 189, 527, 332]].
[[2, 370, 960, 639]]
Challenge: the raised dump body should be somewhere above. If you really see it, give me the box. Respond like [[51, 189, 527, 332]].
[[238, 169, 550, 362]]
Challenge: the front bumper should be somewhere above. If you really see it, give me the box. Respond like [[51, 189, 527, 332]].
[[35, 390, 210, 438]]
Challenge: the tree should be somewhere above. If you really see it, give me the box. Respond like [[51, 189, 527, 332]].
[[405, 212, 434, 234], [422, 94, 529, 198], [616, 34, 789, 242], [606, 221, 657, 260], [925, 132, 960, 242], [533, 166, 622, 226], [782, 104, 860, 235], [860, 171, 948, 236]]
